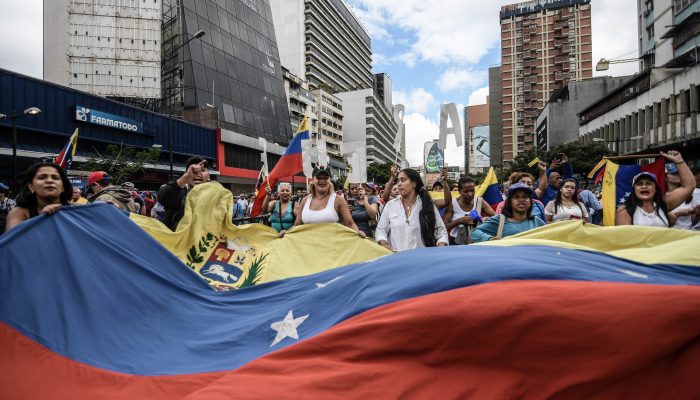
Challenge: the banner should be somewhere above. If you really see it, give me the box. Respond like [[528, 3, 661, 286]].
[[424, 142, 444, 173]]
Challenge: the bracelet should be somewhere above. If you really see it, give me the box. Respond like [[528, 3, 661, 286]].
[[675, 161, 685, 165]]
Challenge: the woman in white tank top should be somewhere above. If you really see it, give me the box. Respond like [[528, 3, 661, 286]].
[[615, 151, 693, 227], [278, 166, 365, 238]]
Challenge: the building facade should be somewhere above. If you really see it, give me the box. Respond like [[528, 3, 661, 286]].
[[313, 89, 344, 158], [160, 0, 295, 188], [44, 0, 162, 100], [535, 76, 630, 149], [269, 0, 372, 91], [500, 0, 592, 163], [0, 69, 216, 189], [337, 87, 400, 165], [282, 67, 319, 135], [465, 103, 490, 174], [578, 0, 699, 164], [488, 65, 504, 167]]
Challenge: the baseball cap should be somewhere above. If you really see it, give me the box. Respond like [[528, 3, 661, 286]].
[[312, 166, 331, 177], [87, 171, 111, 186], [508, 182, 534, 196], [632, 171, 657, 185], [0, 182, 8, 192]]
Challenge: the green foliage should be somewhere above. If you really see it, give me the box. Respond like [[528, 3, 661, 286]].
[[81, 144, 161, 185], [366, 162, 394, 184], [502, 142, 613, 183], [239, 253, 268, 288]]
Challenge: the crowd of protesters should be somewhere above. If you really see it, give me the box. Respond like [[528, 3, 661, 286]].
[[2, 151, 699, 253]]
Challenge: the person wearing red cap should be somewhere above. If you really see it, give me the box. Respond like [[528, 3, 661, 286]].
[[87, 171, 136, 213]]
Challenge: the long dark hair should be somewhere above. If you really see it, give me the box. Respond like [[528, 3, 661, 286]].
[[554, 178, 584, 216], [502, 188, 534, 219], [401, 168, 437, 247], [15, 162, 72, 210], [625, 176, 668, 226]]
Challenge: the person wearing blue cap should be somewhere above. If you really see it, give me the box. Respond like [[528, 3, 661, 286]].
[[470, 182, 546, 243], [616, 150, 694, 227]]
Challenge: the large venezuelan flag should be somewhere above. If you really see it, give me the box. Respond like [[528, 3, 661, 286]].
[[1, 203, 699, 399], [251, 117, 310, 216], [475, 166, 503, 207], [53, 128, 78, 173], [600, 157, 666, 226]]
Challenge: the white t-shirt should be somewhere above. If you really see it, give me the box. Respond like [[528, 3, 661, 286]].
[[375, 196, 449, 251], [671, 201, 694, 230], [544, 201, 589, 222]]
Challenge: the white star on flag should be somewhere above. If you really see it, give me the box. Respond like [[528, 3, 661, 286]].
[[270, 310, 309, 347]]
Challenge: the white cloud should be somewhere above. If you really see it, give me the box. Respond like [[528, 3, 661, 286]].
[[393, 88, 435, 114], [0, 0, 42, 78], [403, 112, 463, 168], [437, 68, 486, 92], [592, 0, 640, 78], [348, 0, 516, 66], [468, 86, 489, 106]]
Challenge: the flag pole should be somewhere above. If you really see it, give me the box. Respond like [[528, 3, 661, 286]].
[[603, 154, 659, 160]]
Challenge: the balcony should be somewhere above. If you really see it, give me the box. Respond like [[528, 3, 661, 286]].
[[554, 55, 568, 63], [288, 103, 303, 114]]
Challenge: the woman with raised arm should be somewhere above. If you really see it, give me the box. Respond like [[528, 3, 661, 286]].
[[375, 168, 449, 251], [615, 151, 694, 227]]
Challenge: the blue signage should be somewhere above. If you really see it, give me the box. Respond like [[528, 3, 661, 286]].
[[75, 105, 144, 134]]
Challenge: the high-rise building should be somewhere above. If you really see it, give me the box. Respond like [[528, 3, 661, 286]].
[[500, 0, 592, 162], [488, 66, 504, 167], [269, 0, 373, 91], [313, 88, 344, 158], [465, 102, 490, 174], [44, 0, 162, 100], [337, 76, 400, 164], [282, 66, 319, 135]]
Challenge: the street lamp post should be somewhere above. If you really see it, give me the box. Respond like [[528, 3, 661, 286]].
[[0, 107, 42, 191]]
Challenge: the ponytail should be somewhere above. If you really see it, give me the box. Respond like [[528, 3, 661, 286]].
[[401, 169, 437, 247]]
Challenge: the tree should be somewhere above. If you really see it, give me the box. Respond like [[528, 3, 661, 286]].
[[501, 142, 613, 183], [81, 144, 161, 184], [367, 162, 393, 184]]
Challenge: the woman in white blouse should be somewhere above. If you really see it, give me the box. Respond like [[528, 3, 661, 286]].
[[375, 168, 449, 251], [544, 178, 589, 223]]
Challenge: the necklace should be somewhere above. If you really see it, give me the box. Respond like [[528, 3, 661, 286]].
[[402, 196, 418, 224]]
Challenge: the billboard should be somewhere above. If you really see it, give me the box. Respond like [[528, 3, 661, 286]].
[[424, 141, 444, 173], [472, 125, 490, 169]]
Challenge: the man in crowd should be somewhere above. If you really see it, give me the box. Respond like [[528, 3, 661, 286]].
[[540, 153, 573, 205], [88, 171, 137, 213], [158, 157, 210, 231], [70, 187, 88, 204]]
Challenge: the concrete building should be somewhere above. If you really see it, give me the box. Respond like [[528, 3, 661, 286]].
[[337, 80, 400, 165], [465, 102, 490, 174], [282, 66, 319, 135], [269, 0, 372, 91], [500, 0, 593, 163], [578, 0, 699, 164], [43, 0, 162, 100], [313, 88, 344, 158], [535, 77, 630, 149], [488, 65, 504, 167]]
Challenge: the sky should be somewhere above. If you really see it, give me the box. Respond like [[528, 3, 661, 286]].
[[0, 0, 640, 167]]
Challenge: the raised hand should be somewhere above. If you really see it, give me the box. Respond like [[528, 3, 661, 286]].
[[660, 150, 684, 164]]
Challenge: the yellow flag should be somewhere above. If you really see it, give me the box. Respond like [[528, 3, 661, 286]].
[[527, 157, 540, 168], [131, 183, 389, 291]]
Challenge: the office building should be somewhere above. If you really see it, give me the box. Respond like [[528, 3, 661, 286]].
[[282, 66, 319, 135], [269, 0, 373, 91], [313, 88, 344, 158], [500, 0, 592, 162], [488, 66, 504, 167], [337, 79, 400, 164], [578, 0, 699, 162], [535, 76, 629, 149], [43, 0, 162, 100]]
